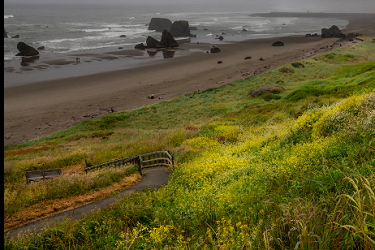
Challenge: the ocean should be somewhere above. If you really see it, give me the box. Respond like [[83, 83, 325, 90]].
[[4, 2, 348, 86]]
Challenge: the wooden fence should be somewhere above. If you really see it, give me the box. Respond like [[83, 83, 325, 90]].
[[84, 151, 173, 175]]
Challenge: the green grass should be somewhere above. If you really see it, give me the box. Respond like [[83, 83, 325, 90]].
[[4, 37, 375, 249]]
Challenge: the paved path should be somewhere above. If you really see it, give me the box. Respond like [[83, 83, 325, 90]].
[[4, 166, 170, 238]]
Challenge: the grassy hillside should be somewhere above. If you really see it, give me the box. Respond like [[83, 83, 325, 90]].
[[4, 37, 375, 249]]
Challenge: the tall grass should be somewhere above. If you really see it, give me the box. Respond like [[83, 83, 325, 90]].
[[4, 165, 139, 217], [4, 37, 375, 249]]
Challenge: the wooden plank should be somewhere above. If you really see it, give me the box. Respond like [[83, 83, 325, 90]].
[[141, 158, 172, 165], [142, 163, 171, 169], [43, 169, 62, 178]]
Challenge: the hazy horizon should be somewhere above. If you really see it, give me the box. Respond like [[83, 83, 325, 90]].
[[4, 0, 375, 13]]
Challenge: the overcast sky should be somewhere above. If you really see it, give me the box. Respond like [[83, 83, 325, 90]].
[[4, 0, 375, 13]]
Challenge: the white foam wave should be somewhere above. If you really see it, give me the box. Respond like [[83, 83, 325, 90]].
[[4, 14, 14, 19], [83, 28, 110, 33], [231, 25, 244, 30]]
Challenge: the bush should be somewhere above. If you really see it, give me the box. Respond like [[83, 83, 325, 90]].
[[279, 67, 294, 73], [291, 62, 304, 68], [263, 93, 282, 101]]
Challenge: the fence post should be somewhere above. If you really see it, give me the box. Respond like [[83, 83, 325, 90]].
[[137, 156, 142, 176]]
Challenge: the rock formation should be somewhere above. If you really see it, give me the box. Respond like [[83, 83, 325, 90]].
[[4, 28, 8, 38], [210, 46, 221, 53], [15, 42, 39, 56], [146, 36, 163, 48], [148, 18, 172, 32], [321, 25, 345, 38], [135, 43, 146, 50], [160, 29, 179, 48], [169, 20, 192, 37], [272, 41, 284, 46], [136, 30, 179, 49]]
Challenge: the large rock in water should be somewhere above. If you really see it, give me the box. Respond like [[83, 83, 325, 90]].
[[148, 18, 172, 32], [321, 25, 345, 38], [169, 20, 192, 37], [160, 29, 179, 48], [15, 42, 39, 56], [146, 36, 164, 48], [4, 28, 8, 38]]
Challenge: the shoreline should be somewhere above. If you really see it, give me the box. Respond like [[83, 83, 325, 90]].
[[4, 12, 375, 148]]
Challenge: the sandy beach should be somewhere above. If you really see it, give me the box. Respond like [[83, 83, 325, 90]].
[[4, 12, 375, 147]]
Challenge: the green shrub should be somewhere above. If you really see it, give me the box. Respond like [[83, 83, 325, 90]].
[[291, 62, 304, 68], [279, 67, 294, 73]]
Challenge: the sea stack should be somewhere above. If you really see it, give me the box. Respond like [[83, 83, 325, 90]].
[[15, 42, 39, 56]]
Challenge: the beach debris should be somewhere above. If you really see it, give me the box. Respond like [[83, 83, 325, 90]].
[[247, 86, 285, 97], [210, 45, 221, 53], [217, 61, 222, 64], [99, 107, 114, 113], [259, 57, 265, 61], [15, 42, 39, 56], [148, 94, 155, 99], [217, 81, 224, 84], [244, 56, 251, 60], [159, 97, 163, 99], [272, 41, 284, 46], [148, 17, 172, 32]]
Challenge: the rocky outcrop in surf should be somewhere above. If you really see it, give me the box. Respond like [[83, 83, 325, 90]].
[[15, 42, 39, 56], [135, 30, 179, 50], [148, 18, 172, 32], [170, 20, 192, 37], [321, 25, 345, 38]]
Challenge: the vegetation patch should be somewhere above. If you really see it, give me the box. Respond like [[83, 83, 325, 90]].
[[291, 62, 304, 68], [4, 39, 375, 249]]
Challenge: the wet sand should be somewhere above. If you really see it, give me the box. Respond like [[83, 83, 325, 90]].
[[4, 12, 375, 147]]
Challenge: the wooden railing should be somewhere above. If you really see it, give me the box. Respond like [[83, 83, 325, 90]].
[[84, 151, 173, 175], [25, 168, 63, 183]]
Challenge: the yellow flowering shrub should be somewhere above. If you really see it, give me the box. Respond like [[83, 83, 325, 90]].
[[213, 124, 243, 142]]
